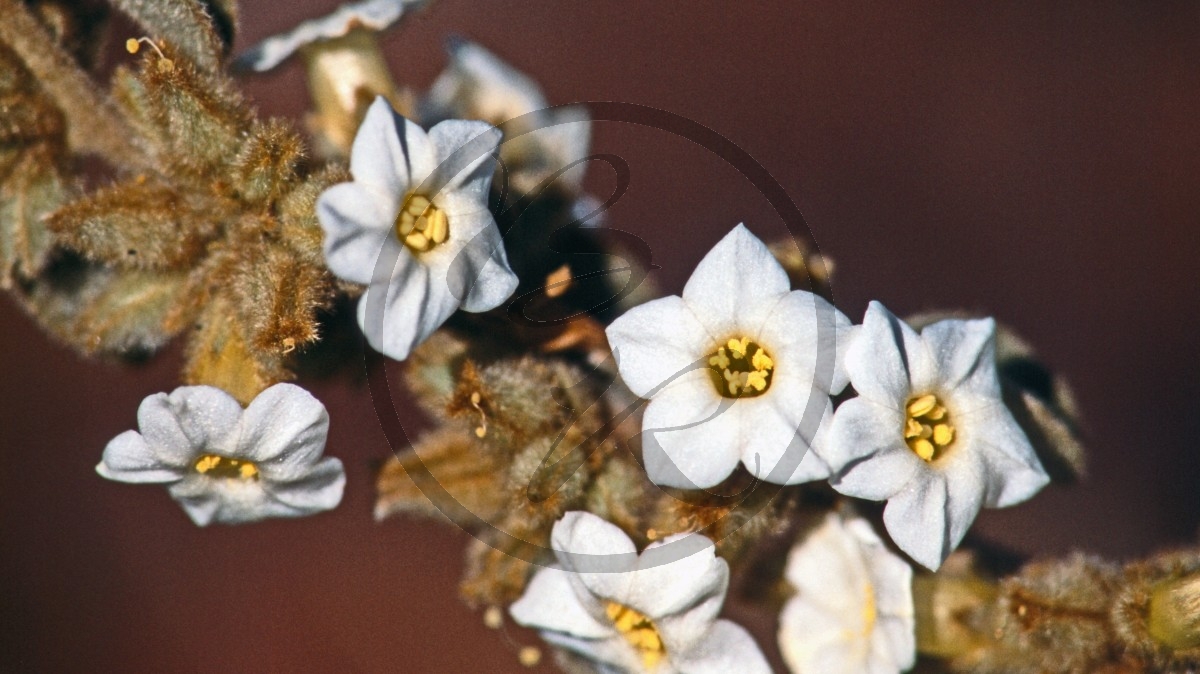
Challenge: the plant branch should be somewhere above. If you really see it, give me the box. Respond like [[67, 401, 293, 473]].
[[0, 0, 149, 168]]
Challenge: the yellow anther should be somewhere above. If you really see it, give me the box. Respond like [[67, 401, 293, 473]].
[[907, 394, 937, 418], [395, 193, 449, 253], [751, 349, 774, 372], [517, 646, 541, 668], [933, 424, 954, 445], [904, 394, 956, 462], [726, 337, 750, 357], [605, 602, 666, 670], [904, 418, 924, 439], [745, 371, 768, 392], [912, 438, 935, 461], [708, 348, 730, 370], [194, 454, 259, 480], [483, 606, 503, 629], [125, 38, 140, 54], [708, 337, 774, 398]]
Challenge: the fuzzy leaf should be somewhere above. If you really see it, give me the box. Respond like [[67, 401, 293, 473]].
[[231, 118, 304, 207], [0, 145, 68, 288], [22, 258, 193, 356], [112, 0, 226, 72], [225, 240, 333, 358], [118, 44, 249, 174], [47, 177, 221, 270]]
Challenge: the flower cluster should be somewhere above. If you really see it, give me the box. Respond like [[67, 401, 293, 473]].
[[16, 2, 1172, 673]]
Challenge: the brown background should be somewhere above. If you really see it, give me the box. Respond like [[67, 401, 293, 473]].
[[3, 1, 1200, 671]]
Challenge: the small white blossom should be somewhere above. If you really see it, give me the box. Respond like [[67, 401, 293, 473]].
[[96, 384, 344, 526], [779, 512, 915, 674], [317, 97, 518, 361], [235, 0, 426, 72], [826, 301, 1050, 570], [605, 224, 853, 489], [422, 40, 592, 196], [510, 511, 770, 674]]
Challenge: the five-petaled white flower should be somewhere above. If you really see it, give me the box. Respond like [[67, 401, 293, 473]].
[[422, 39, 592, 196], [510, 511, 770, 674], [96, 383, 345, 526], [317, 97, 518, 361], [826, 301, 1050, 570], [605, 224, 853, 489], [778, 511, 915, 674]]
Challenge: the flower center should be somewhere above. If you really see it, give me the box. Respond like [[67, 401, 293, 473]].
[[707, 337, 774, 398], [903, 394, 955, 461], [605, 601, 666, 670], [193, 454, 259, 480], [395, 193, 449, 253]]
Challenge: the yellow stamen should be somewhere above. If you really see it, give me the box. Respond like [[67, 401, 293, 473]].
[[907, 394, 937, 418], [193, 454, 259, 480], [903, 394, 956, 461], [932, 424, 954, 446], [707, 337, 774, 398], [605, 602, 666, 670], [395, 193, 449, 253]]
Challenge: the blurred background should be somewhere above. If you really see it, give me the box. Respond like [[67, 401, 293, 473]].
[[3, 1, 1200, 670]]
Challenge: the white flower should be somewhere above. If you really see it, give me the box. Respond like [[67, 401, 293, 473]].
[[422, 40, 592, 196], [235, 0, 425, 72], [604, 224, 853, 489], [317, 97, 518, 361], [826, 301, 1050, 570], [96, 383, 345, 526], [509, 511, 770, 674], [779, 512, 915, 674]]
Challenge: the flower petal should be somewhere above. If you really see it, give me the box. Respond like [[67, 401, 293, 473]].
[[424, 40, 549, 125], [669, 620, 772, 674], [629, 533, 726, 626], [681, 224, 790, 339], [964, 403, 1049, 507], [921, 317, 1001, 399], [317, 182, 395, 285], [351, 97, 435, 194], [263, 457, 345, 513], [758, 289, 854, 395], [167, 475, 298, 526], [847, 301, 935, 405], [356, 252, 458, 361], [237, 383, 331, 480], [551, 511, 638, 601], [425, 120, 501, 198], [427, 196, 517, 313], [509, 566, 614, 640], [740, 391, 833, 485], [96, 430, 187, 484], [882, 471, 957, 571], [640, 374, 742, 489], [605, 295, 710, 397], [138, 386, 243, 459], [826, 397, 919, 499], [779, 595, 862, 674]]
